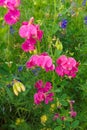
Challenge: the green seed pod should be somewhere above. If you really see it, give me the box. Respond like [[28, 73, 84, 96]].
[[55, 38, 63, 51]]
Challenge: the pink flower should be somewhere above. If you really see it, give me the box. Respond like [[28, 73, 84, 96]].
[[0, 0, 5, 6], [6, 0, 20, 9], [45, 92, 54, 104], [43, 82, 52, 93], [19, 17, 43, 41], [21, 38, 36, 52], [26, 55, 39, 68], [34, 80, 54, 105], [56, 55, 79, 78], [19, 17, 43, 52], [35, 80, 43, 90], [37, 55, 55, 72], [4, 9, 20, 25], [26, 53, 55, 72], [34, 92, 45, 104], [0, 0, 20, 9], [69, 111, 77, 118], [1, 0, 20, 25]]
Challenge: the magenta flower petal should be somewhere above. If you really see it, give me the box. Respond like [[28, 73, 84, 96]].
[[35, 80, 43, 90], [21, 38, 36, 52], [43, 82, 52, 92], [0, 0, 5, 6], [4, 9, 20, 25], [34, 92, 45, 104], [45, 93, 54, 104], [19, 25, 29, 38], [4, 0, 20, 9], [55, 55, 79, 78], [26, 53, 55, 72], [70, 111, 77, 118], [26, 55, 38, 68]]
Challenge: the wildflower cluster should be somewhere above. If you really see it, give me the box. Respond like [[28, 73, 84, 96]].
[[0, 0, 20, 25], [26, 53, 55, 72], [34, 80, 54, 104], [19, 17, 43, 52], [56, 55, 79, 78]]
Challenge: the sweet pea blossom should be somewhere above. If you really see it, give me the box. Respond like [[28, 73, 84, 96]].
[[55, 55, 79, 78], [0, 0, 5, 6], [19, 17, 43, 52], [0, 0, 20, 9], [0, 0, 20, 25], [26, 53, 55, 72], [34, 92, 45, 104], [34, 80, 54, 105], [4, 9, 20, 25], [21, 38, 36, 52], [19, 17, 43, 40]]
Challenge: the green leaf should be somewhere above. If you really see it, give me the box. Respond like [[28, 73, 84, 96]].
[[67, 117, 73, 122], [54, 49, 62, 59], [57, 118, 62, 124], [54, 126, 62, 130], [60, 100, 68, 106], [71, 120, 79, 128], [5, 87, 14, 102]]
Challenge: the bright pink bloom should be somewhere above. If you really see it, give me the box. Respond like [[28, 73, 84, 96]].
[[26, 53, 55, 72], [19, 17, 43, 52], [56, 55, 79, 78], [35, 80, 43, 90], [37, 55, 55, 72], [34, 92, 45, 104], [4, 9, 20, 25], [19, 17, 43, 40], [45, 92, 54, 104], [0, 0, 20, 9], [43, 82, 52, 93], [26, 55, 39, 68], [70, 111, 77, 118], [21, 38, 36, 52], [0, 0, 5, 6], [6, 0, 20, 9], [34, 80, 54, 105]]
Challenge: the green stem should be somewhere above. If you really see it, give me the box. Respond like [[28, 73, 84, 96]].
[[54, 0, 56, 23], [37, 41, 41, 54]]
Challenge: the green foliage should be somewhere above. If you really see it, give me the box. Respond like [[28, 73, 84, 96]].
[[0, 0, 87, 130]]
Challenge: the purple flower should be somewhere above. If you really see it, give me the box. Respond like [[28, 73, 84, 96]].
[[84, 16, 87, 24], [18, 66, 23, 72], [61, 19, 68, 29], [10, 26, 15, 34], [82, 0, 86, 6]]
